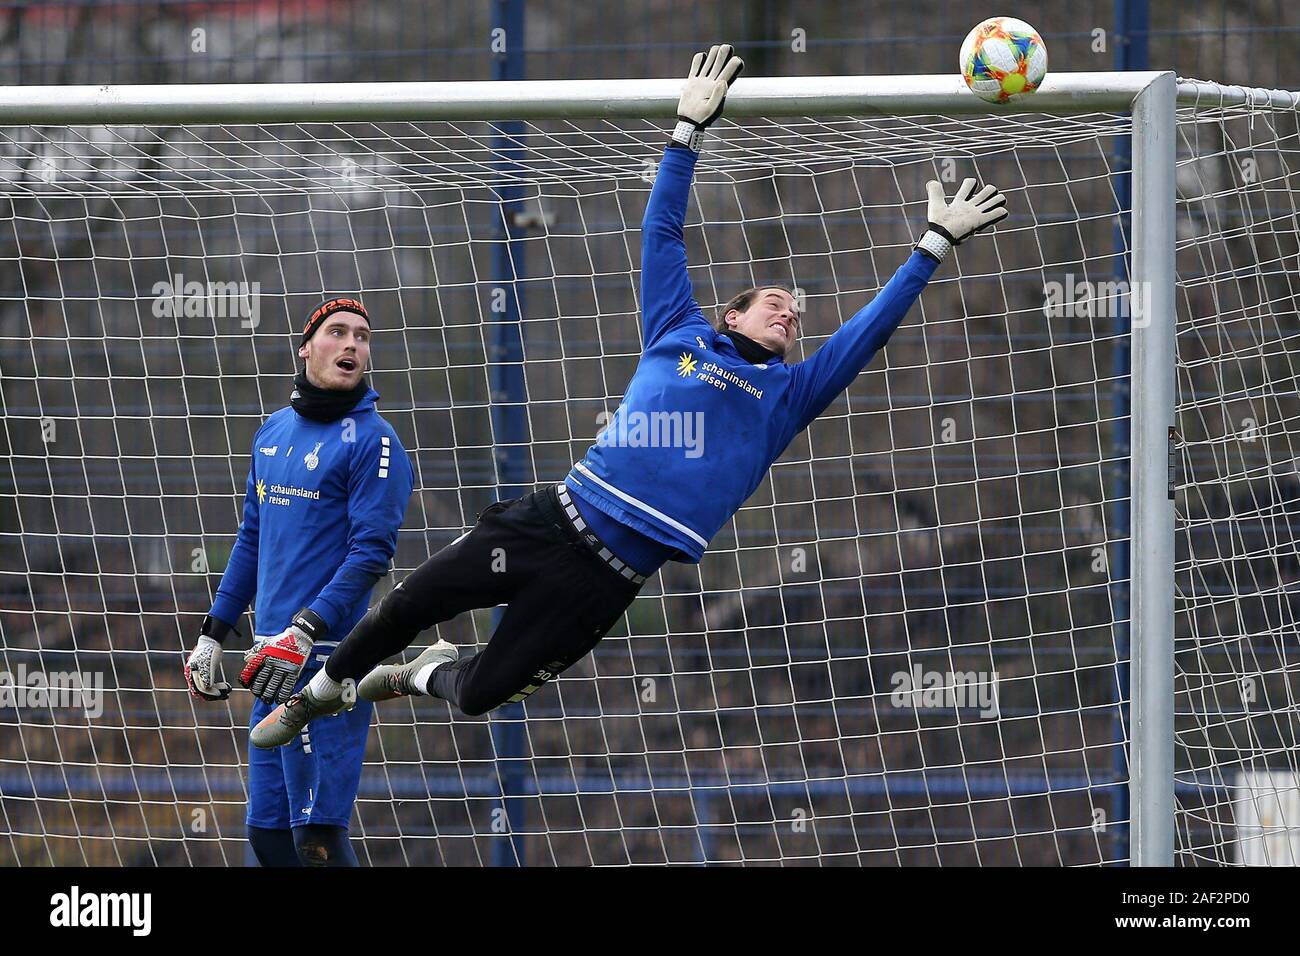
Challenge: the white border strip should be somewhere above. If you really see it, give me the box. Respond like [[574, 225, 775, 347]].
[[572, 463, 708, 549]]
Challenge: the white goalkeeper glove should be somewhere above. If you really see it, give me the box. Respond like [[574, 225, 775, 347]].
[[915, 177, 1009, 263], [239, 608, 326, 705], [673, 43, 744, 152], [184, 615, 235, 701]]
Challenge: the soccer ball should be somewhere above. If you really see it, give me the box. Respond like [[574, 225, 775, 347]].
[[960, 17, 1048, 103]]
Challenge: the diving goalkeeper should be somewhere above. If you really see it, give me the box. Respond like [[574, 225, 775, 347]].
[[251, 45, 1007, 747], [183, 298, 414, 865]]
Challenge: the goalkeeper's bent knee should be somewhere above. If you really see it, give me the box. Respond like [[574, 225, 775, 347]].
[[292, 824, 358, 867], [326, 596, 421, 683], [248, 825, 301, 867], [454, 663, 560, 717]]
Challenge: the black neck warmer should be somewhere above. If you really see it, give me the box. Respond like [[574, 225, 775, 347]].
[[722, 328, 780, 365], [290, 368, 369, 423]]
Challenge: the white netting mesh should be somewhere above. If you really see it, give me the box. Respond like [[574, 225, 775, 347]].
[[0, 91, 1292, 865], [1173, 90, 1300, 865]]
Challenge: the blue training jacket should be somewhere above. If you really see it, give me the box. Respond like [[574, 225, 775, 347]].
[[565, 145, 939, 563], [207, 386, 415, 645]]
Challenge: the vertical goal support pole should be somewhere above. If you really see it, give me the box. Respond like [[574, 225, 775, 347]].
[[487, 0, 530, 868], [1128, 70, 1177, 867]]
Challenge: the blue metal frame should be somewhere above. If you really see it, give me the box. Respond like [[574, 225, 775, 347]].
[[488, 0, 530, 867], [1111, 0, 1150, 866]]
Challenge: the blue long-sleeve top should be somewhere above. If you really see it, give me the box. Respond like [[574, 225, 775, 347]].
[[566, 145, 939, 563], [208, 387, 415, 646]]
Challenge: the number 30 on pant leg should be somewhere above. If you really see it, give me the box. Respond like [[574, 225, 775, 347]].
[[506, 659, 567, 704]]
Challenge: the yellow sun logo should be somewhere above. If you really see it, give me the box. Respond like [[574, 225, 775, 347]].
[[676, 352, 698, 377], [256, 478, 266, 504]]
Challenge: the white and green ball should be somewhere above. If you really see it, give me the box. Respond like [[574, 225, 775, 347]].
[[960, 16, 1049, 104]]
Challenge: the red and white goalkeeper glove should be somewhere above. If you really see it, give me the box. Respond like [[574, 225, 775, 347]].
[[184, 615, 236, 701], [240, 608, 326, 705]]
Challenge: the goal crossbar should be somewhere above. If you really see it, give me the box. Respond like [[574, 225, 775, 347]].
[[0, 70, 1292, 124]]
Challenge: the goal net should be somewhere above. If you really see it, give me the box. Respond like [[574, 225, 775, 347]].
[[1174, 82, 1300, 866], [0, 75, 1296, 866]]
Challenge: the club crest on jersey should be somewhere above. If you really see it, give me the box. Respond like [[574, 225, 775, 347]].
[[304, 441, 324, 471]]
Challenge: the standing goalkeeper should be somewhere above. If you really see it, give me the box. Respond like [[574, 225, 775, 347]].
[[250, 45, 1006, 746], [183, 297, 414, 866]]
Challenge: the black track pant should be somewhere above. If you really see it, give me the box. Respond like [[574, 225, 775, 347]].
[[325, 486, 643, 716]]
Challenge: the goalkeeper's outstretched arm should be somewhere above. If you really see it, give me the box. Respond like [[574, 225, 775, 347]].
[[640, 45, 744, 348], [786, 178, 1008, 432]]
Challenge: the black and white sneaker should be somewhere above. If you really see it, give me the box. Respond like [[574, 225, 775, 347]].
[[358, 640, 459, 702], [250, 684, 350, 749]]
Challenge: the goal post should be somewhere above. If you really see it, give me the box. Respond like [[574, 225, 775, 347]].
[[0, 71, 1296, 866], [1129, 71, 1176, 868]]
